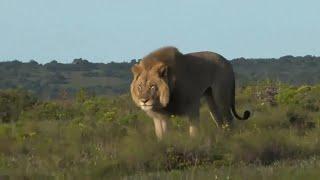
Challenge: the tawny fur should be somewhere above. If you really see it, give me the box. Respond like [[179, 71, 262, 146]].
[[130, 46, 250, 139]]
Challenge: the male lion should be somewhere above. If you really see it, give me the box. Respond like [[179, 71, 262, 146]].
[[130, 47, 250, 139]]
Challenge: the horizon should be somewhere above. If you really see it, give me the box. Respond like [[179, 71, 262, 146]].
[[1, 54, 318, 65], [1, 0, 319, 63]]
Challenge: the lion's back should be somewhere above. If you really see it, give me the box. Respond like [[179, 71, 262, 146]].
[[185, 51, 230, 68], [165, 50, 234, 114]]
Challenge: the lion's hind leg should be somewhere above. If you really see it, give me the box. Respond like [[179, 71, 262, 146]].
[[211, 83, 234, 128], [204, 87, 223, 128]]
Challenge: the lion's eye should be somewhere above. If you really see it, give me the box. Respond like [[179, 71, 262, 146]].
[[138, 84, 142, 91]]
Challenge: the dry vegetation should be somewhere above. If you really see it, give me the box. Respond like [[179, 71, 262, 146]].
[[0, 81, 320, 179]]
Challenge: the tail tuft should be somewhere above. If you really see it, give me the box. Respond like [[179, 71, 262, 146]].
[[242, 110, 250, 120], [232, 107, 251, 120]]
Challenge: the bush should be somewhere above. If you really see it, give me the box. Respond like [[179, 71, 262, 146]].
[[0, 84, 320, 178], [20, 101, 76, 121], [0, 89, 37, 123]]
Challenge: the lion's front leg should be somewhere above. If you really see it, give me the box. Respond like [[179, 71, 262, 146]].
[[189, 117, 199, 137], [187, 104, 200, 137], [189, 124, 198, 137], [188, 110, 200, 137], [153, 118, 167, 140]]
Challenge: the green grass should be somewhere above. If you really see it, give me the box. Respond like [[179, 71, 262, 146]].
[[0, 83, 320, 178], [129, 157, 320, 180]]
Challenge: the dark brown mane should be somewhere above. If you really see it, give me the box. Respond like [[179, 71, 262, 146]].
[[140, 46, 183, 69]]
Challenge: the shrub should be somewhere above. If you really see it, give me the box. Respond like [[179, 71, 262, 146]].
[[0, 89, 37, 123]]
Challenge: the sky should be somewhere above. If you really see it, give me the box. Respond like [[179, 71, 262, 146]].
[[0, 0, 319, 63]]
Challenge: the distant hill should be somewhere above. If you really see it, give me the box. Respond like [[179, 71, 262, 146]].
[[232, 55, 320, 86], [1, 55, 319, 99]]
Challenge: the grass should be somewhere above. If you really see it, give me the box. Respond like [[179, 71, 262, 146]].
[[129, 157, 320, 180], [0, 84, 320, 179]]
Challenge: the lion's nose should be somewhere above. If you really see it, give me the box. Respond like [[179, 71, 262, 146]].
[[140, 98, 149, 104]]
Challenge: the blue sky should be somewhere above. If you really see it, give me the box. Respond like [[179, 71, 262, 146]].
[[0, 0, 319, 63]]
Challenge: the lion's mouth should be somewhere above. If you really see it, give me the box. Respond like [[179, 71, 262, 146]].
[[140, 105, 153, 110]]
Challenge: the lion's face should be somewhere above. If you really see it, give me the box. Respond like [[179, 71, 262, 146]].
[[130, 62, 170, 111]]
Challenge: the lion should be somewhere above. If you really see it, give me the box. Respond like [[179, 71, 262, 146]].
[[130, 46, 250, 139]]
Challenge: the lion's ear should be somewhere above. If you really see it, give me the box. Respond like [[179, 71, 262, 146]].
[[131, 64, 142, 78]]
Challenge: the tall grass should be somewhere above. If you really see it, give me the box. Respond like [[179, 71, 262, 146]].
[[0, 83, 319, 178]]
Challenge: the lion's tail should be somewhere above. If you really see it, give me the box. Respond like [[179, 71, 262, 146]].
[[231, 76, 250, 120], [232, 105, 250, 120]]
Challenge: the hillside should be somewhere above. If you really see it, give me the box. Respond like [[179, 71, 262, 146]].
[[0, 55, 320, 99]]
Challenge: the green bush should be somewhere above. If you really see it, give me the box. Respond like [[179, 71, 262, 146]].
[[0, 89, 37, 123], [0, 85, 320, 178], [19, 101, 76, 121], [276, 85, 320, 111]]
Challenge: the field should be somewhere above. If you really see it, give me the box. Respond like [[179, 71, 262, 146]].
[[0, 81, 320, 179]]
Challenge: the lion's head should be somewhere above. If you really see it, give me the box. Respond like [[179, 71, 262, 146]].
[[130, 60, 170, 111]]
